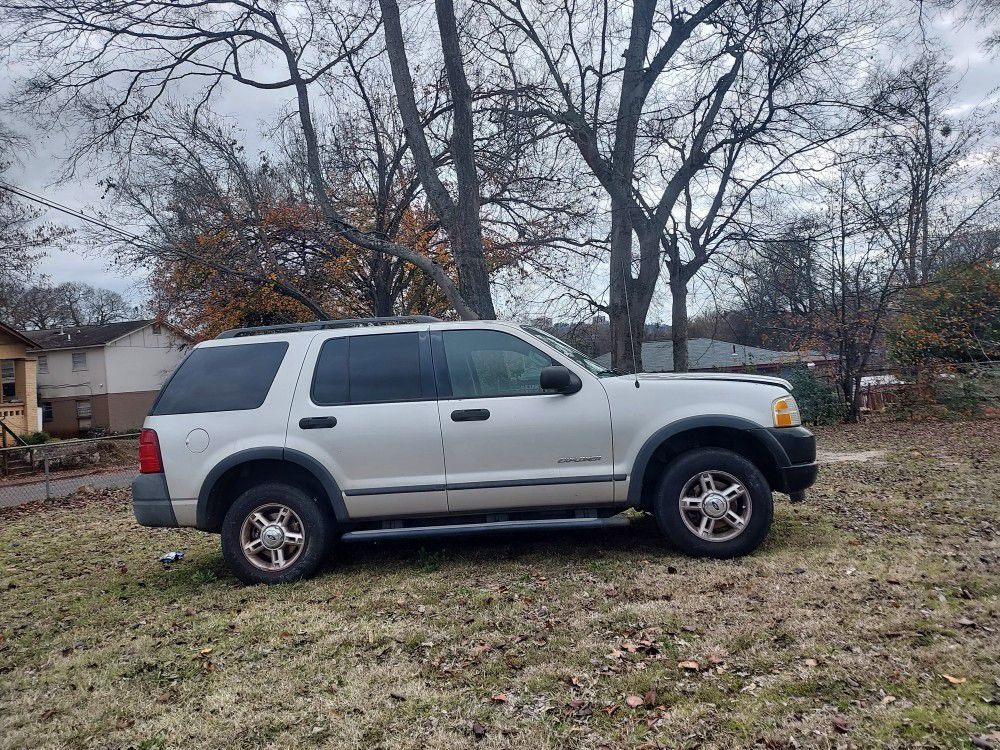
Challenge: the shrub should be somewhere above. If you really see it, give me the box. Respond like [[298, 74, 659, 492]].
[[20, 431, 50, 445], [787, 367, 844, 424]]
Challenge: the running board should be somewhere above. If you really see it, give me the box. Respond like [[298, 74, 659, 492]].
[[339, 515, 631, 543]]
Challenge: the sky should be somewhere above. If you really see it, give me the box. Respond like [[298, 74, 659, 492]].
[[2, 2, 999, 314]]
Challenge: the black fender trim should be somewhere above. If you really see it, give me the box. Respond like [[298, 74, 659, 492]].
[[196, 447, 348, 529], [626, 415, 792, 507], [282, 448, 349, 522]]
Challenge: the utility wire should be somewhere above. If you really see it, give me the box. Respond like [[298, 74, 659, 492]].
[[0, 180, 155, 250]]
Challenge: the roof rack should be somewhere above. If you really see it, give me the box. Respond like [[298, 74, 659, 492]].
[[215, 315, 443, 339]]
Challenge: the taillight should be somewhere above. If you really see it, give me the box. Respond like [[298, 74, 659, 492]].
[[139, 428, 164, 474]]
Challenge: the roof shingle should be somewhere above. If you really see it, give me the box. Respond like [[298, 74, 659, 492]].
[[21, 320, 157, 350], [595, 338, 831, 372]]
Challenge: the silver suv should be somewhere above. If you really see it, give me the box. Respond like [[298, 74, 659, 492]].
[[132, 316, 817, 584]]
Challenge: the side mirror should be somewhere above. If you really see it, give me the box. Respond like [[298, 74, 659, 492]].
[[540, 365, 582, 394]]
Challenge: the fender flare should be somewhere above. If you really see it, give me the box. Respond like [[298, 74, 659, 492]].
[[626, 415, 790, 507], [196, 447, 348, 529]]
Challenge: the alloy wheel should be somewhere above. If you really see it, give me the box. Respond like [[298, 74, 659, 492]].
[[239, 503, 306, 571], [678, 470, 752, 543]]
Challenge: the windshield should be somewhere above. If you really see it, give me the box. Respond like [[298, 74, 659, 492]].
[[521, 326, 620, 377]]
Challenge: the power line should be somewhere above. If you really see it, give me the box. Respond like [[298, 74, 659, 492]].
[[0, 180, 154, 249]]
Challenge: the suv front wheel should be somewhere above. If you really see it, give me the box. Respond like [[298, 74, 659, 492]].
[[221, 482, 332, 584], [652, 448, 772, 559]]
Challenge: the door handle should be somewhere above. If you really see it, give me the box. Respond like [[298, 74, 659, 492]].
[[451, 408, 490, 422], [299, 416, 337, 429]]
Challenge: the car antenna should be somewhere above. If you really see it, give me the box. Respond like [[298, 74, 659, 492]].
[[621, 261, 640, 388]]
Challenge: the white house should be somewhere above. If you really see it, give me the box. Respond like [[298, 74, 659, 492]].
[[22, 320, 191, 436]]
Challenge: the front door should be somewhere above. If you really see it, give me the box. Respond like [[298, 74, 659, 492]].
[[286, 328, 448, 519], [433, 328, 614, 513]]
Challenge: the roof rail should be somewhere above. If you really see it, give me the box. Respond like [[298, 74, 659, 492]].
[[215, 315, 443, 339]]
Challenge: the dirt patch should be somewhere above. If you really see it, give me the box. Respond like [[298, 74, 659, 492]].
[[816, 448, 886, 464], [1, 421, 998, 749]]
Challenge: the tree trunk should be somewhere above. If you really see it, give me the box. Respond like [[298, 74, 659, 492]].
[[435, 0, 496, 319], [379, 0, 494, 320], [670, 275, 689, 373]]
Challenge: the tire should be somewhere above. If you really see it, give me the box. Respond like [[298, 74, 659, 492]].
[[652, 448, 772, 559], [221, 482, 332, 585]]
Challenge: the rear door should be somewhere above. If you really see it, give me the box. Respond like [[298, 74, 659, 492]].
[[433, 328, 615, 513], [286, 328, 448, 519]]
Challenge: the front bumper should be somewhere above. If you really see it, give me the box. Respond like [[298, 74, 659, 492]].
[[763, 426, 818, 495], [132, 473, 178, 527]]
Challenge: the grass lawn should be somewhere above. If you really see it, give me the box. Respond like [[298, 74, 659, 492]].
[[1, 420, 998, 749]]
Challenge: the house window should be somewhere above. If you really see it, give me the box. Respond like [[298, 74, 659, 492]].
[[1, 360, 14, 399], [37, 355, 48, 374], [72, 352, 88, 371], [76, 400, 92, 418], [42, 402, 53, 422]]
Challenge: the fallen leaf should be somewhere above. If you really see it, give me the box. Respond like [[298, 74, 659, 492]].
[[643, 689, 657, 706], [957, 617, 977, 628], [881, 695, 897, 705], [471, 721, 487, 738], [677, 660, 699, 671], [942, 674, 967, 685], [832, 715, 849, 733], [491, 693, 507, 703], [625, 695, 644, 708], [804, 658, 818, 668]]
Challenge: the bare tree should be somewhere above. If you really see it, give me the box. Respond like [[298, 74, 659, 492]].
[[482, 0, 884, 371], [2, 280, 130, 329], [0, 0, 485, 317], [854, 49, 1000, 285], [731, 170, 905, 421], [0, 122, 68, 293]]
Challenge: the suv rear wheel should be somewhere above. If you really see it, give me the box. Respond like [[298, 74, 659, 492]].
[[652, 448, 772, 559], [221, 482, 332, 584]]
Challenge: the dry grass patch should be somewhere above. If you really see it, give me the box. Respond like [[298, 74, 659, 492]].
[[1, 420, 998, 749]]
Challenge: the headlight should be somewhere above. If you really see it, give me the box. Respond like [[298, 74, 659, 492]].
[[772, 395, 801, 427]]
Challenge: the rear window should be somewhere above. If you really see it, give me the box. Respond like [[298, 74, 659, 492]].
[[312, 332, 424, 405], [151, 342, 288, 415]]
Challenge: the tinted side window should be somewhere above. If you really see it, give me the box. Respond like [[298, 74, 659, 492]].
[[441, 330, 555, 398], [312, 333, 424, 405], [311, 338, 348, 405], [349, 333, 423, 403], [151, 342, 288, 415]]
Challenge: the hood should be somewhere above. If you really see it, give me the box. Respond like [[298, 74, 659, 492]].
[[621, 372, 792, 391]]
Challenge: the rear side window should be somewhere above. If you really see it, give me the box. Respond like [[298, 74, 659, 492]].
[[312, 332, 424, 405], [151, 342, 288, 415]]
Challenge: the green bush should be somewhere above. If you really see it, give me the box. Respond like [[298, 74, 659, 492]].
[[787, 367, 844, 425], [933, 367, 1000, 417], [20, 431, 50, 445]]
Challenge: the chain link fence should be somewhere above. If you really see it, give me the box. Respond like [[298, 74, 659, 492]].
[[0, 434, 139, 508]]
